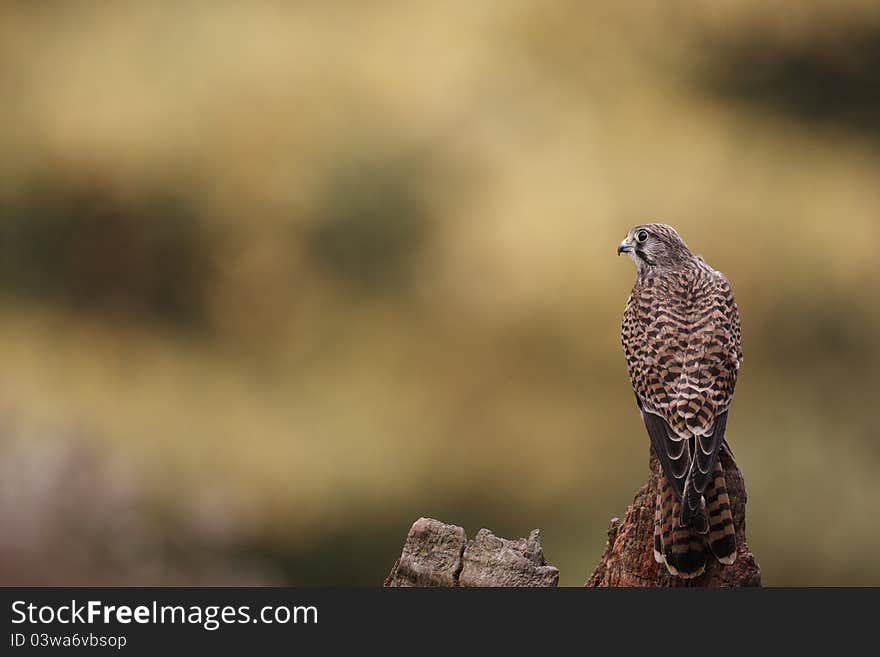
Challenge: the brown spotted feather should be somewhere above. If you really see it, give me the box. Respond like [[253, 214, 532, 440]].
[[620, 223, 742, 577]]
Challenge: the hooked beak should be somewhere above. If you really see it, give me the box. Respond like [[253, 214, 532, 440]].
[[617, 239, 632, 256]]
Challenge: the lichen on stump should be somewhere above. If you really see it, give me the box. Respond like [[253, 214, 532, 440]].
[[586, 446, 761, 587]]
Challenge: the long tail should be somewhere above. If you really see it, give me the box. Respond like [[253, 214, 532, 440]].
[[654, 462, 737, 578], [654, 470, 705, 578], [706, 459, 737, 564]]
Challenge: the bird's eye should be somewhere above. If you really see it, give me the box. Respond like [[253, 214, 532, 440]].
[[635, 230, 649, 244]]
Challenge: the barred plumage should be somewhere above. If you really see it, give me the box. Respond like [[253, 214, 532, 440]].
[[618, 224, 742, 578]]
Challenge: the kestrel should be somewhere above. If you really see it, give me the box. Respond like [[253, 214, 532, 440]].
[[618, 224, 742, 578]]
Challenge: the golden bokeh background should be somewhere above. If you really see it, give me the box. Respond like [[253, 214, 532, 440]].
[[1, 0, 878, 585]]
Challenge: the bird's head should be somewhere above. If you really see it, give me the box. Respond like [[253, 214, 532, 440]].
[[617, 223, 693, 270]]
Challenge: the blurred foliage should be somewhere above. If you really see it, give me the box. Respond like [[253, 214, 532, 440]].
[[701, 18, 880, 138], [305, 152, 429, 293], [0, 424, 278, 585], [0, 0, 879, 586], [0, 180, 211, 327]]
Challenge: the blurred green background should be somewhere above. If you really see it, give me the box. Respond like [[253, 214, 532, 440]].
[[1, 0, 878, 586]]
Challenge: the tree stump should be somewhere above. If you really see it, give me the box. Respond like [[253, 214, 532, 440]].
[[586, 446, 761, 587], [385, 518, 559, 587]]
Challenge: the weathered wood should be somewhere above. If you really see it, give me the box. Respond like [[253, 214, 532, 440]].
[[586, 446, 761, 587], [384, 518, 467, 587], [460, 528, 559, 587], [385, 518, 559, 587]]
